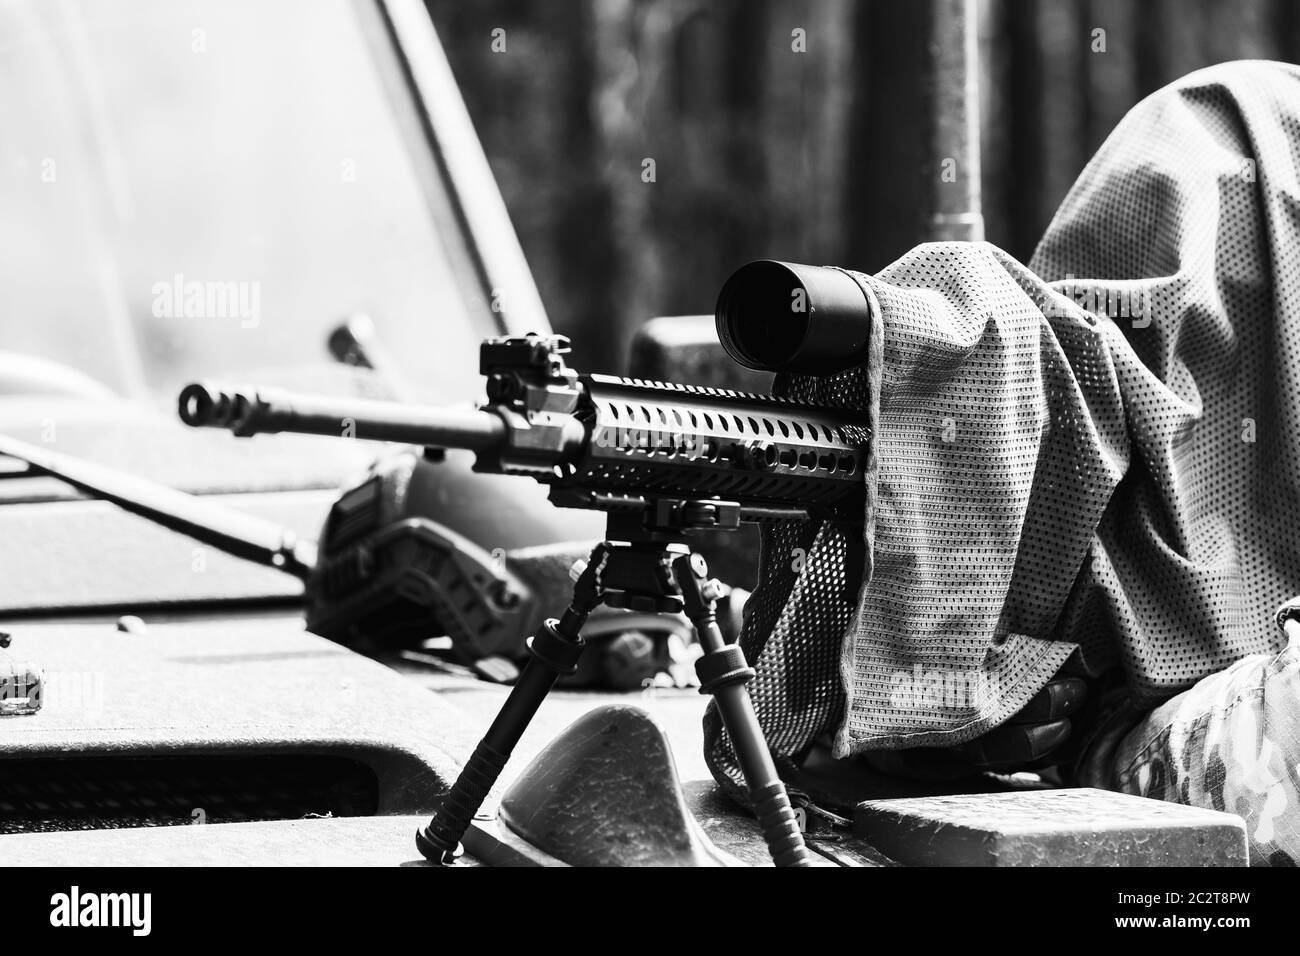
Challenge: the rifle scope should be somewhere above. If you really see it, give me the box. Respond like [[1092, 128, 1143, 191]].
[[714, 260, 876, 375]]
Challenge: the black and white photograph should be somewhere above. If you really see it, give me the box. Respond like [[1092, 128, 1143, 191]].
[[0, 0, 1294, 931]]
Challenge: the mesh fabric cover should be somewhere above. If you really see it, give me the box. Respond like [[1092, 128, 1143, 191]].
[[706, 61, 1300, 795]]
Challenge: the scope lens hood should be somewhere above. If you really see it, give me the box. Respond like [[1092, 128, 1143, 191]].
[[715, 260, 875, 375]]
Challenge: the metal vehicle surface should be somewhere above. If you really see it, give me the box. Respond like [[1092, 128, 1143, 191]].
[[0, 0, 632, 868]]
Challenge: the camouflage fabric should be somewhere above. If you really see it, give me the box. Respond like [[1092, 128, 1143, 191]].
[[1110, 636, 1300, 866], [704, 61, 1300, 864]]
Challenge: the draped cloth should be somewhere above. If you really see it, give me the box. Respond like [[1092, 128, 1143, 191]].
[[705, 61, 1300, 795]]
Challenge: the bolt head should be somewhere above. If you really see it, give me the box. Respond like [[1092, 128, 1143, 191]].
[[116, 615, 148, 635], [689, 553, 709, 578], [746, 440, 777, 471]]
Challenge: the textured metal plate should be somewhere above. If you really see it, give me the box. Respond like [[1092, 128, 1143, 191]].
[[854, 787, 1249, 866]]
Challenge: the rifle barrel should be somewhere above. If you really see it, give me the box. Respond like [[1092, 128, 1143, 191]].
[[178, 383, 507, 451]]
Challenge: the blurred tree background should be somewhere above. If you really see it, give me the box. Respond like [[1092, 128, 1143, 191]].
[[425, 0, 1299, 373]]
